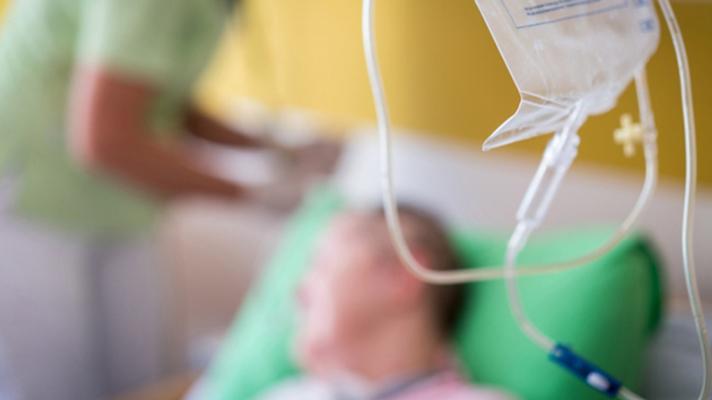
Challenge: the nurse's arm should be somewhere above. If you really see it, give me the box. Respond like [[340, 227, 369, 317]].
[[184, 106, 267, 148], [68, 67, 244, 200]]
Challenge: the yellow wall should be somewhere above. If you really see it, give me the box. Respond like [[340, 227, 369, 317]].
[[199, 0, 712, 186]]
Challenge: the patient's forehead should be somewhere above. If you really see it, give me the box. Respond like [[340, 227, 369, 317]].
[[322, 213, 371, 241], [318, 212, 385, 251]]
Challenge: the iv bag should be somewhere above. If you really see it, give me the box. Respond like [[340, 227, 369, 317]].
[[475, 0, 660, 150]]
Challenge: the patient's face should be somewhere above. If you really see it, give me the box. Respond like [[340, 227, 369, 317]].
[[295, 214, 403, 374]]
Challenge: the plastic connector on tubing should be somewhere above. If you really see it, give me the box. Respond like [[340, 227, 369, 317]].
[[507, 223, 533, 257], [549, 344, 623, 398], [516, 121, 581, 228], [614, 113, 647, 158], [543, 127, 580, 169]]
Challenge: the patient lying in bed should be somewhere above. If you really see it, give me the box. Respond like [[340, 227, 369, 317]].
[[257, 206, 516, 400]]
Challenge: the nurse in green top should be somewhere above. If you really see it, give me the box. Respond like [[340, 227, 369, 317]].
[[0, 0, 266, 398], [0, 0, 257, 232]]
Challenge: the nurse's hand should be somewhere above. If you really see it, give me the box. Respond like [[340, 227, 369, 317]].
[[184, 106, 271, 149], [69, 66, 250, 202]]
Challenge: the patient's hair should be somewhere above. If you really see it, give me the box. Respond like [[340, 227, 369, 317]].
[[363, 205, 467, 339]]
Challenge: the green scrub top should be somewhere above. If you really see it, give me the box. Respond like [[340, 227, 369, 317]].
[[0, 0, 227, 235]]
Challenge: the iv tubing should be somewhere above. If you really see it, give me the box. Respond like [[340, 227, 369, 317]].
[[363, 0, 708, 396], [493, 3, 709, 399], [362, 0, 658, 285], [448, 0, 710, 400], [503, 68, 657, 354], [657, 0, 711, 397]]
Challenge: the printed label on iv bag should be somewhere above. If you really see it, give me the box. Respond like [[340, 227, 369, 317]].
[[500, 0, 629, 28]]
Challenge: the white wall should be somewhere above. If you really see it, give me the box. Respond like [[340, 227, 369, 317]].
[[333, 131, 712, 305]]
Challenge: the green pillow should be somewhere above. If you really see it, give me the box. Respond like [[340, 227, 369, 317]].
[[202, 186, 663, 400]]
